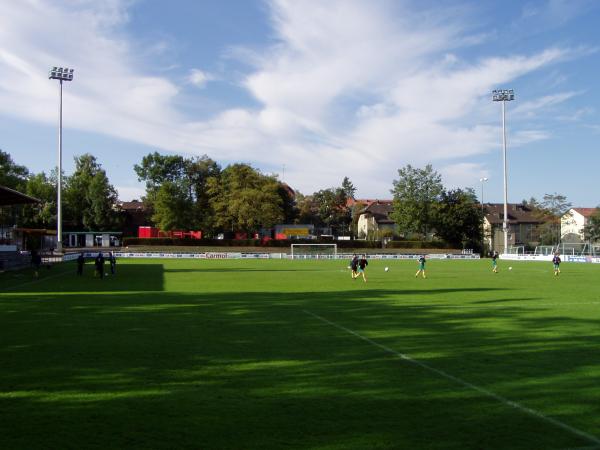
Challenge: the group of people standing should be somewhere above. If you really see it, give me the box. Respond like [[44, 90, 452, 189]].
[[349, 254, 428, 281], [77, 252, 116, 278], [491, 250, 561, 275]]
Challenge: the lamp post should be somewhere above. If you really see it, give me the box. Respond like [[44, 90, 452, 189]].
[[48, 67, 74, 254], [479, 177, 488, 252], [492, 89, 514, 254]]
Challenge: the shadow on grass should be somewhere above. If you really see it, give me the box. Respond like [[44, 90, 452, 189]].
[[1, 288, 600, 449], [0, 262, 165, 293]]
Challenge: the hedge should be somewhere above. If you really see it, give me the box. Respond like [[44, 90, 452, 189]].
[[385, 240, 453, 249], [121, 237, 457, 250]]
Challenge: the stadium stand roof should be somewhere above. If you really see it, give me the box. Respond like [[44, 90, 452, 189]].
[[0, 186, 40, 206]]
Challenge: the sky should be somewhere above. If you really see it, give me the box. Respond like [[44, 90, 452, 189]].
[[1, 0, 599, 206]]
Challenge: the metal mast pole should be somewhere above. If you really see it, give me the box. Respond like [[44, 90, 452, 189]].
[[57, 79, 63, 253], [502, 100, 508, 254]]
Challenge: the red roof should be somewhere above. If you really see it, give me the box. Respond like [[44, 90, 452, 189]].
[[572, 208, 599, 218]]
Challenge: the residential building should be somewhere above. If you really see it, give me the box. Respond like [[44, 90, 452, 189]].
[[561, 208, 599, 242], [357, 200, 395, 239], [483, 203, 544, 253]]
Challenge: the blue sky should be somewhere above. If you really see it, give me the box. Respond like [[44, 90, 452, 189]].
[[1, 0, 599, 206]]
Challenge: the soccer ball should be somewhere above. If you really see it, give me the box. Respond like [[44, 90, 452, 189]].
[[384, 267, 389, 272], [508, 267, 512, 271]]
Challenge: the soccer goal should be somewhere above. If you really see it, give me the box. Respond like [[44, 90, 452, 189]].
[[290, 243, 338, 259]]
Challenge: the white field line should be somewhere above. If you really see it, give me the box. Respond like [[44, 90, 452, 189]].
[[303, 309, 600, 446]]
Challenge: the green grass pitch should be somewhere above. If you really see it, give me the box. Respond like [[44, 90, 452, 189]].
[[1, 258, 600, 449]]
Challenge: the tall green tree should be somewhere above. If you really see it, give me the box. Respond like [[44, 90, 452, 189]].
[[341, 176, 356, 200], [134, 152, 187, 193], [135, 152, 221, 232], [185, 155, 221, 231], [151, 181, 196, 231], [0, 150, 29, 190], [207, 164, 283, 234], [21, 172, 57, 228], [432, 188, 482, 249], [63, 154, 121, 230], [294, 192, 318, 225], [390, 164, 443, 238], [312, 187, 350, 234]]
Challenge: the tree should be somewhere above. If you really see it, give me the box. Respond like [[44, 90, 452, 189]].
[[527, 193, 572, 244], [390, 164, 443, 238], [277, 183, 297, 224], [134, 152, 187, 192], [341, 176, 356, 200], [312, 187, 350, 234], [432, 188, 482, 249], [542, 193, 572, 217], [207, 164, 284, 234], [135, 152, 221, 232], [21, 172, 57, 228], [63, 154, 121, 230], [151, 181, 196, 231], [0, 150, 29, 190], [294, 192, 319, 225], [584, 207, 600, 242]]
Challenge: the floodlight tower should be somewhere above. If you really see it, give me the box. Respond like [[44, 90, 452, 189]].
[[492, 89, 514, 254], [48, 67, 74, 254]]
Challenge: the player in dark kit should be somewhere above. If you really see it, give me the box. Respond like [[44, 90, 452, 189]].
[[77, 253, 85, 276], [95, 252, 105, 279], [350, 254, 359, 280], [31, 250, 42, 278], [109, 252, 116, 275], [357, 255, 368, 283], [552, 253, 561, 276]]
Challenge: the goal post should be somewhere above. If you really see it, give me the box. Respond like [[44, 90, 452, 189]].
[[290, 243, 338, 259]]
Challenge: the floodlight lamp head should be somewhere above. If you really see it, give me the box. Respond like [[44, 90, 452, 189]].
[[492, 88, 515, 102], [48, 66, 75, 81]]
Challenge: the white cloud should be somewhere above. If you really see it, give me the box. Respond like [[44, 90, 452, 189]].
[[439, 163, 490, 191], [512, 91, 581, 118], [187, 69, 213, 88], [0, 0, 586, 198]]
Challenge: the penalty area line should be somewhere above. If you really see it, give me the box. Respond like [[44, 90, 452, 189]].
[[303, 309, 600, 446]]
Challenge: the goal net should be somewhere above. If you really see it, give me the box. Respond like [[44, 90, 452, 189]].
[[290, 243, 338, 259]]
